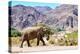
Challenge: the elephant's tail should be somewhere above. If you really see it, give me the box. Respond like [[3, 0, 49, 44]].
[[46, 35, 49, 41]]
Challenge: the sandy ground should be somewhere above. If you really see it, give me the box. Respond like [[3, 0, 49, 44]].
[[9, 46, 78, 53]]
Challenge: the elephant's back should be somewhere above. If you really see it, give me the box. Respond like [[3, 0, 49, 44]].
[[22, 26, 42, 40], [22, 26, 41, 33]]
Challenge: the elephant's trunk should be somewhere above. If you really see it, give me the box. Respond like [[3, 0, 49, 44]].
[[46, 35, 49, 40]]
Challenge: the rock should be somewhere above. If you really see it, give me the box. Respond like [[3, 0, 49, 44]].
[[9, 4, 78, 32]]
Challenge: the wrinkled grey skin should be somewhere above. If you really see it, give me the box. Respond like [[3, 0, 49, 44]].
[[20, 27, 49, 48]]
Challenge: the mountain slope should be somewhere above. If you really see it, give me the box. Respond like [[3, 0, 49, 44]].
[[44, 4, 78, 30], [9, 4, 78, 31], [34, 6, 52, 13], [10, 5, 46, 30]]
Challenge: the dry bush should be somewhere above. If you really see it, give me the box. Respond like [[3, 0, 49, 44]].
[[10, 37, 44, 47], [10, 37, 21, 46], [10, 31, 78, 47], [48, 36, 55, 44]]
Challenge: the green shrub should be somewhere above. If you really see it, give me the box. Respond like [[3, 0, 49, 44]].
[[66, 31, 78, 39], [10, 28, 21, 37], [65, 31, 78, 46]]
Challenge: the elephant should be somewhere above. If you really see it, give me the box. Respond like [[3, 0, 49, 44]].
[[20, 26, 49, 48]]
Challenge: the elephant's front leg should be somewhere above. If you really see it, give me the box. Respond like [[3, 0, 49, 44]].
[[37, 38, 40, 46], [27, 40, 31, 47], [37, 32, 41, 46], [40, 38, 46, 46]]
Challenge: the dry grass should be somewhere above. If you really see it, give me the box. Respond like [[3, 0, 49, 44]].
[[9, 37, 44, 47], [9, 37, 21, 46], [9, 32, 78, 47]]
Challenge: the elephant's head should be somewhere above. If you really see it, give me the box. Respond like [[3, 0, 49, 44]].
[[43, 27, 50, 41]]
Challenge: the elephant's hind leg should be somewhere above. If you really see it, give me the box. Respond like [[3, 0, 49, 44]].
[[37, 38, 40, 46], [20, 39, 25, 48], [27, 40, 31, 47]]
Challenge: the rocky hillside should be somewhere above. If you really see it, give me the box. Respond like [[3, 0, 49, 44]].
[[34, 6, 52, 13], [44, 4, 78, 30], [9, 5, 46, 30], [9, 4, 78, 31]]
